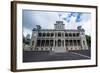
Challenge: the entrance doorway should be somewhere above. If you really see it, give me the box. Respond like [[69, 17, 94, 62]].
[[66, 47, 68, 52]]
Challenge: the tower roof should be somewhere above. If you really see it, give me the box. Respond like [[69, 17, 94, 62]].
[[54, 21, 65, 30]]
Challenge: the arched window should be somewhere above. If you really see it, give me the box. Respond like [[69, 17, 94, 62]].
[[65, 33, 68, 37], [76, 33, 80, 36], [74, 40, 77, 46], [83, 41, 85, 45], [58, 32, 61, 37], [51, 33, 54, 37], [73, 33, 76, 37], [69, 40, 73, 46], [46, 40, 49, 46], [41, 40, 45, 46], [43, 33, 46, 37], [69, 33, 72, 37], [47, 33, 50, 37], [65, 40, 68, 46], [77, 40, 80, 46], [50, 40, 53, 46], [58, 39, 61, 46], [37, 40, 40, 46]]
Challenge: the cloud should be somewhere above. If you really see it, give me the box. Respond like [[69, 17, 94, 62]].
[[22, 10, 91, 36], [63, 12, 82, 23], [23, 27, 32, 37], [62, 12, 91, 35], [23, 10, 59, 30]]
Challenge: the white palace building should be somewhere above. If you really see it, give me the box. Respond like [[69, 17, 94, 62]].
[[29, 20, 88, 53]]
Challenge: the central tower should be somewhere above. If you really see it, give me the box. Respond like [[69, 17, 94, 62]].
[[54, 21, 65, 30], [54, 14, 65, 30]]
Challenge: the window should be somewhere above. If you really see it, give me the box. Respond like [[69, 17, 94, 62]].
[[37, 40, 40, 46], [47, 33, 50, 37], [43, 33, 46, 37], [65, 33, 68, 37], [77, 40, 80, 46], [73, 33, 76, 37], [50, 40, 53, 46], [59, 26, 61, 29], [58, 39, 61, 46], [55, 33, 57, 37], [58, 32, 61, 37], [65, 40, 68, 46], [69, 40, 73, 46], [74, 40, 77, 46], [41, 40, 45, 46], [51, 33, 54, 37], [69, 33, 72, 37], [76, 33, 80, 36], [38, 33, 42, 37]]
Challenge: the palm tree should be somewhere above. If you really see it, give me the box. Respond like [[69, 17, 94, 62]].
[[36, 25, 41, 30], [32, 25, 41, 31], [23, 35, 25, 43], [77, 26, 82, 30], [25, 34, 31, 45]]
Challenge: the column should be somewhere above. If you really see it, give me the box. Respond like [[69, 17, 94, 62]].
[[62, 40, 64, 47], [55, 40, 56, 47], [48, 39, 50, 47], [53, 39, 55, 47], [40, 40, 42, 47]]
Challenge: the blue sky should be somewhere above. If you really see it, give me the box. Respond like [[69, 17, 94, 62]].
[[22, 10, 91, 37]]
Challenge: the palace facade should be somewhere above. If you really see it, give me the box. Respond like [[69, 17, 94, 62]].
[[30, 21, 88, 52]]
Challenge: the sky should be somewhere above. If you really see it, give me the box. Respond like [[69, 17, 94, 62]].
[[22, 10, 91, 37]]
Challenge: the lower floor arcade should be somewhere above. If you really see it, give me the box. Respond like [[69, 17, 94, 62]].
[[32, 38, 83, 52]]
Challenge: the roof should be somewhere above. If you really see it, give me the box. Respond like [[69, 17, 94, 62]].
[[32, 29, 85, 32]]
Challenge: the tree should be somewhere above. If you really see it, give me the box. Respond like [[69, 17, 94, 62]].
[[36, 25, 41, 30], [85, 35, 91, 47], [25, 34, 31, 45], [23, 34, 31, 45], [77, 26, 82, 30], [26, 34, 30, 40], [32, 25, 42, 31], [23, 35, 25, 43], [32, 28, 36, 31]]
